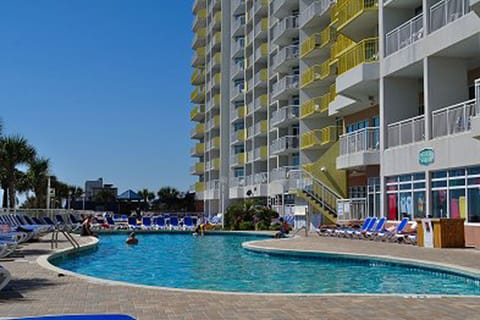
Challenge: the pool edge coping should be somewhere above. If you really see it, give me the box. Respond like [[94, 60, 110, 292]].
[[36, 235, 480, 298]]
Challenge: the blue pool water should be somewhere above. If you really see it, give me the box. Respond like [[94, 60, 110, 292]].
[[51, 234, 480, 294]]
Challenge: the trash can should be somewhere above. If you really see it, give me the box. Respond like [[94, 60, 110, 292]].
[[417, 218, 465, 248]]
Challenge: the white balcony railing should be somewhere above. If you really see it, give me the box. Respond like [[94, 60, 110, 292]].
[[385, 14, 424, 56], [245, 172, 268, 185], [430, 0, 470, 33], [339, 127, 380, 156], [231, 176, 245, 187], [270, 166, 299, 182], [271, 75, 299, 98], [271, 45, 299, 71], [432, 99, 477, 138], [207, 179, 220, 191], [299, 0, 334, 28], [270, 135, 299, 154], [253, 146, 265, 160], [232, 17, 245, 35], [476, 78, 480, 115], [270, 105, 299, 128], [336, 198, 368, 222], [387, 115, 425, 148], [271, 16, 299, 44]]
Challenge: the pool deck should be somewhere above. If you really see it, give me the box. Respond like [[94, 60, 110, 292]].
[[0, 233, 479, 320]]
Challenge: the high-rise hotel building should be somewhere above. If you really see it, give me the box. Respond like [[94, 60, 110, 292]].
[[190, 0, 480, 247]]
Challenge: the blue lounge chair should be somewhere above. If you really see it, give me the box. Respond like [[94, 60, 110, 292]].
[[364, 217, 386, 239], [153, 216, 165, 230], [69, 214, 82, 225], [128, 217, 139, 230], [348, 217, 378, 238], [142, 217, 152, 230], [375, 218, 409, 242], [106, 216, 116, 226], [11, 315, 135, 320], [334, 217, 373, 238], [183, 216, 194, 230], [169, 216, 179, 230]]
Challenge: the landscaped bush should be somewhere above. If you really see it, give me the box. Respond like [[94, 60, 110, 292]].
[[224, 200, 278, 231], [238, 221, 255, 230]]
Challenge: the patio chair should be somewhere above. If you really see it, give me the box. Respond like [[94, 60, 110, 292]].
[[183, 216, 195, 231], [0, 265, 11, 291], [153, 216, 165, 230], [141, 217, 152, 230], [127, 217, 139, 230], [347, 217, 378, 239], [374, 218, 409, 242], [364, 217, 387, 240], [334, 217, 372, 238], [169, 216, 180, 230]]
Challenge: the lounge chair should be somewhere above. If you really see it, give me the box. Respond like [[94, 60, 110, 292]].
[[375, 218, 409, 242], [364, 217, 387, 240], [127, 217, 139, 230], [169, 216, 179, 230], [153, 216, 165, 230], [183, 216, 195, 231], [0, 265, 11, 291], [141, 217, 152, 230], [334, 218, 373, 238], [348, 217, 378, 239]]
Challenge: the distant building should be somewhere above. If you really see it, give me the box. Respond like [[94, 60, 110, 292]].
[[85, 178, 118, 201]]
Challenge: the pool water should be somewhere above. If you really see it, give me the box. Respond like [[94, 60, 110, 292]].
[[51, 234, 480, 294]]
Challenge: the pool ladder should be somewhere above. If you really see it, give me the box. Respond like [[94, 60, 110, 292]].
[[51, 225, 80, 250]]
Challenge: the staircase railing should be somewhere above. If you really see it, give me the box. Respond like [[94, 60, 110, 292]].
[[297, 169, 343, 218]]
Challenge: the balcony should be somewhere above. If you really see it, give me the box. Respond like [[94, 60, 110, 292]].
[[337, 127, 380, 170], [270, 166, 299, 182], [300, 93, 331, 120], [300, 126, 338, 150], [206, 158, 220, 171], [192, 0, 205, 14], [253, 120, 268, 136], [232, 0, 245, 15], [191, 47, 206, 67], [271, 45, 299, 74], [270, 0, 298, 18], [338, 37, 379, 76], [231, 85, 245, 102], [206, 115, 220, 131], [300, 61, 335, 89], [385, 13, 423, 57], [253, 146, 268, 161], [206, 94, 221, 112], [190, 87, 205, 103], [473, 0, 480, 15], [254, 0, 268, 15], [191, 162, 204, 175], [231, 129, 246, 144], [212, 32, 222, 51], [337, 0, 378, 41], [190, 143, 205, 157], [387, 115, 425, 148], [299, 0, 335, 29], [206, 136, 220, 151], [231, 152, 246, 167], [254, 43, 268, 63], [211, 52, 222, 70], [330, 34, 356, 60], [254, 69, 268, 88], [300, 27, 334, 59], [190, 104, 205, 122], [191, 68, 205, 85], [211, 11, 222, 31], [270, 135, 299, 155], [245, 172, 268, 186], [192, 9, 207, 31], [231, 41, 245, 58], [190, 123, 205, 139], [232, 17, 245, 37], [270, 105, 300, 128], [192, 28, 206, 49], [271, 75, 299, 101], [231, 62, 244, 80], [270, 16, 299, 46], [194, 182, 204, 193], [432, 99, 477, 138], [254, 94, 268, 111], [231, 105, 247, 122], [231, 176, 245, 187], [254, 18, 268, 40], [430, 0, 471, 33]]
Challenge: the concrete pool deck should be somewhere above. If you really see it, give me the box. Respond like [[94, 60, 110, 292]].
[[0, 233, 479, 320]]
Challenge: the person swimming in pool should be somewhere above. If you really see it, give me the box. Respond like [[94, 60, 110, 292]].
[[126, 232, 138, 245]]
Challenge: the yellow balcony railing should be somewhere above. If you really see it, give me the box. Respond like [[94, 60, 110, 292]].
[[190, 105, 205, 121], [211, 136, 220, 149], [331, 34, 356, 59], [337, 0, 378, 31], [300, 65, 321, 88], [338, 37, 379, 75], [213, 52, 222, 65], [191, 123, 205, 137], [213, 11, 222, 24], [212, 158, 220, 170], [193, 143, 205, 154], [193, 162, 204, 174], [237, 153, 246, 165], [213, 32, 221, 45], [237, 105, 247, 118], [196, 28, 207, 38], [329, 83, 336, 102], [195, 182, 204, 192], [300, 95, 329, 119], [300, 27, 335, 58], [300, 126, 338, 150], [257, 94, 268, 108], [190, 87, 205, 103], [237, 129, 246, 141], [191, 68, 205, 85], [213, 73, 221, 86]]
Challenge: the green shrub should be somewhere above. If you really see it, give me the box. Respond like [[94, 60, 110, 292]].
[[255, 221, 271, 230], [238, 221, 255, 230], [269, 223, 281, 231]]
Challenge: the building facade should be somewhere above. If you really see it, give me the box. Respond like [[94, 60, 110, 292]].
[[190, 0, 480, 247]]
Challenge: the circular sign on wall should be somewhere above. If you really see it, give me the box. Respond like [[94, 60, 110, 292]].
[[419, 148, 434, 166]]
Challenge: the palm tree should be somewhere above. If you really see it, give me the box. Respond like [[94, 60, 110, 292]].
[[138, 188, 155, 210], [0, 135, 36, 209], [26, 157, 50, 208], [157, 186, 179, 210]]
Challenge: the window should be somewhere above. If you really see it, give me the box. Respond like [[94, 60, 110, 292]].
[[234, 168, 244, 177], [386, 173, 426, 220]]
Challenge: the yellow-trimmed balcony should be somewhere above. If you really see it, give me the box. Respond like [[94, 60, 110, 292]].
[[213, 72, 221, 87], [191, 68, 205, 85], [253, 146, 268, 161], [192, 47, 206, 67], [254, 120, 268, 136], [192, 9, 207, 31], [300, 93, 331, 119], [231, 129, 246, 144], [300, 126, 338, 150], [231, 152, 246, 166], [190, 143, 205, 157], [212, 11, 222, 30], [192, 28, 206, 49], [254, 69, 268, 87], [194, 182, 204, 193], [190, 104, 205, 122], [300, 26, 335, 59], [211, 158, 220, 171], [254, 42, 269, 62], [207, 136, 220, 151], [254, 17, 268, 39], [330, 34, 356, 60], [190, 86, 205, 103], [212, 52, 222, 69], [300, 60, 335, 89], [207, 94, 221, 111], [206, 115, 220, 131], [212, 32, 222, 50], [336, 0, 378, 41], [190, 123, 205, 139], [191, 162, 204, 175], [255, 94, 268, 111], [337, 37, 379, 76]]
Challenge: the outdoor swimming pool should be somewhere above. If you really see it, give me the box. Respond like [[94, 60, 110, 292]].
[[51, 233, 480, 295]]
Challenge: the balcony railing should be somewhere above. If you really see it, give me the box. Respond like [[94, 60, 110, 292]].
[[231, 176, 245, 187], [190, 123, 205, 138], [254, 95, 268, 110], [190, 162, 204, 175], [271, 16, 299, 44], [338, 38, 379, 75], [254, 69, 268, 86], [432, 99, 477, 138], [271, 45, 299, 71], [231, 129, 246, 143], [430, 0, 470, 33], [231, 153, 246, 166], [254, 0, 268, 13], [336, 198, 368, 221], [385, 14, 423, 56], [254, 18, 268, 37], [331, 34, 356, 59], [206, 136, 220, 151], [270, 166, 299, 182], [300, 93, 331, 119], [300, 0, 335, 28], [337, 0, 378, 31], [232, 17, 245, 35], [270, 136, 299, 155], [339, 127, 379, 156], [253, 146, 268, 161], [206, 180, 219, 191], [254, 120, 268, 136], [206, 115, 220, 131], [271, 75, 299, 98], [245, 172, 268, 186], [270, 105, 300, 127], [254, 43, 268, 61], [232, 0, 244, 13], [387, 115, 425, 148], [300, 126, 338, 150], [190, 104, 205, 121], [190, 143, 205, 156]]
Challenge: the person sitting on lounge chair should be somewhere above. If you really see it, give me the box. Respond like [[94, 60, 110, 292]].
[[126, 232, 138, 245]]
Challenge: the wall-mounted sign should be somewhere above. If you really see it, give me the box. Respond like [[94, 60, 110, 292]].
[[419, 148, 434, 166]]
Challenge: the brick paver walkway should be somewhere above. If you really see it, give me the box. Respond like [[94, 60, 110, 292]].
[[0, 233, 479, 320]]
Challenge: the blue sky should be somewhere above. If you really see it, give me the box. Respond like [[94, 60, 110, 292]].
[[0, 0, 195, 194]]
